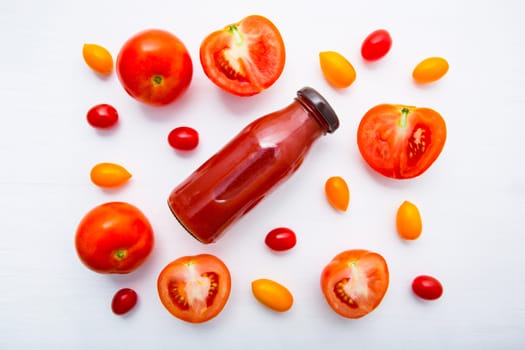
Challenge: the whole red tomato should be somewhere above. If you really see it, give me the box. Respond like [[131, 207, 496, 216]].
[[157, 254, 231, 323], [200, 15, 286, 96], [361, 29, 392, 61], [75, 202, 154, 274], [116, 29, 193, 106], [357, 104, 447, 179], [321, 249, 389, 319]]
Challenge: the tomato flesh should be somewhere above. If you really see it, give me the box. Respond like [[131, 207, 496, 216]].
[[200, 15, 286, 96], [321, 249, 389, 319], [357, 104, 446, 179], [157, 254, 231, 323]]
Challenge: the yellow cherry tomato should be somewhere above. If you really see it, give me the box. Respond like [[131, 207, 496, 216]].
[[319, 51, 356, 88], [90, 162, 131, 188], [251, 278, 293, 312], [82, 43, 113, 75], [396, 201, 422, 240], [325, 176, 350, 212], [412, 57, 449, 83]]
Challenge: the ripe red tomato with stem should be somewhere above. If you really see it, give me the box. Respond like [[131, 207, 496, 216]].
[[157, 254, 231, 323], [199, 15, 286, 96], [361, 29, 392, 61], [116, 29, 193, 106], [75, 202, 154, 274], [357, 104, 447, 179], [86, 104, 118, 129], [111, 288, 138, 315], [321, 249, 389, 319]]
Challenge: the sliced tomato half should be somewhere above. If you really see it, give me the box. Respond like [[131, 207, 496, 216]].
[[199, 15, 286, 96], [320, 249, 389, 319], [157, 254, 231, 323], [357, 104, 447, 179]]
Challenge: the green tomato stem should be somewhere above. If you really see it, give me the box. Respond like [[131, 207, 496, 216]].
[[114, 249, 127, 260], [398, 107, 410, 128], [229, 25, 244, 46]]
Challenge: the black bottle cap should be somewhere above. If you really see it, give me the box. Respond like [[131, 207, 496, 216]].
[[297, 87, 340, 133]]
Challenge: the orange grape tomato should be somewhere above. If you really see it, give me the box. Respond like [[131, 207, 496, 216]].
[[82, 43, 114, 75], [319, 51, 356, 88], [90, 162, 132, 188], [396, 200, 422, 240], [325, 176, 350, 211], [251, 278, 293, 312], [412, 57, 449, 83]]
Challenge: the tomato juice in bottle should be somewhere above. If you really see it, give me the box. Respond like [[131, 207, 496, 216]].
[[168, 87, 340, 243]]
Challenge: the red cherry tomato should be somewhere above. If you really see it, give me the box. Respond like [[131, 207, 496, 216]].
[[116, 29, 193, 106], [265, 227, 296, 251], [321, 249, 389, 319], [86, 104, 118, 129], [200, 15, 286, 96], [361, 29, 392, 61], [75, 202, 154, 274], [157, 254, 231, 323], [168, 126, 199, 151], [412, 275, 443, 300], [357, 104, 447, 179], [111, 288, 138, 315]]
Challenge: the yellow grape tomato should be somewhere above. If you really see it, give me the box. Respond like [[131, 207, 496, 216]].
[[319, 51, 356, 88], [396, 201, 422, 240], [251, 279, 293, 312], [325, 176, 350, 211], [90, 162, 131, 188], [412, 57, 449, 83], [82, 43, 114, 75]]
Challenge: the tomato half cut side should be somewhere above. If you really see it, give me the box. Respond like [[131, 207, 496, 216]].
[[357, 104, 447, 179], [199, 15, 286, 96], [320, 249, 389, 319], [157, 254, 231, 323]]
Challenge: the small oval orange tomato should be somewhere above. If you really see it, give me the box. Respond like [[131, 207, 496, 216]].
[[325, 176, 350, 211], [251, 279, 293, 312], [412, 57, 449, 83], [90, 162, 131, 188], [82, 43, 113, 75], [319, 51, 356, 88], [396, 200, 422, 240]]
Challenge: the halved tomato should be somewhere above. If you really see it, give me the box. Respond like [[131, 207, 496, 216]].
[[357, 104, 447, 179], [157, 254, 231, 323], [320, 249, 389, 319], [199, 15, 286, 96]]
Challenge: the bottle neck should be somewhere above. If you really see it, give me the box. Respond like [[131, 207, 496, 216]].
[[294, 88, 339, 134]]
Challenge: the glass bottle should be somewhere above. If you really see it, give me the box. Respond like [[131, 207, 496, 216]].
[[168, 87, 340, 243]]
